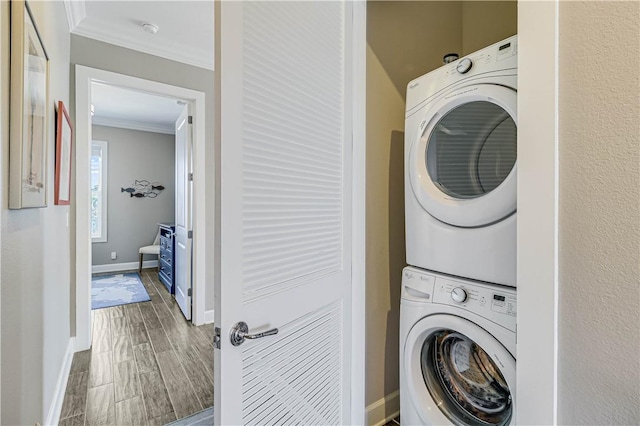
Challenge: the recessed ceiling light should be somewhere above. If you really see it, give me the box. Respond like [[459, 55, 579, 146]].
[[142, 23, 159, 35]]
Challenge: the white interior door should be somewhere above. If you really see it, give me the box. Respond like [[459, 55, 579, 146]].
[[175, 106, 192, 320], [215, 2, 355, 424]]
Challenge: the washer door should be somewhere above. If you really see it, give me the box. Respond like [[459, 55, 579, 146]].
[[409, 85, 517, 227], [404, 314, 516, 425]]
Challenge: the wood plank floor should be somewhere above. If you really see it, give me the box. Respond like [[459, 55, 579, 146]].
[[59, 270, 215, 426]]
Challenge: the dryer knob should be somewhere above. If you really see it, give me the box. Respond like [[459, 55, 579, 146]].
[[451, 287, 468, 303], [456, 58, 473, 74]]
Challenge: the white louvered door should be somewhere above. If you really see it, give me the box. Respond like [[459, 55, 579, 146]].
[[215, 2, 355, 424]]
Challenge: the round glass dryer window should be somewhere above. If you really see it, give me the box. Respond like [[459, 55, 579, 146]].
[[421, 330, 513, 425], [426, 101, 516, 199]]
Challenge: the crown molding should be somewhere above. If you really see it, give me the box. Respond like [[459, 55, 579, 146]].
[[92, 116, 175, 135], [63, 0, 86, 32], [72, 22, 214, 71]]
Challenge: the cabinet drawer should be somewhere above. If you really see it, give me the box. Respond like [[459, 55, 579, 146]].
[[160, 237, 172, 253], [160, 258, 172, 275], [159, 250, 172, 265], [158, 270, 173, 293]]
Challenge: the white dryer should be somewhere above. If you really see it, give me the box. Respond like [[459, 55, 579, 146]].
[[400, 266, 516, 425], [405, 36, 518, 286]]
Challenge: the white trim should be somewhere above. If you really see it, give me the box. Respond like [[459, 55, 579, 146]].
[[92, 116, 175, 135], [91, 260, 158, 275], [516, 0, 559, 423], [45, 337, 75, 426], [350, 1, 367, 425], [75, 65, 209, 350], [203, 309, 215, 325], [62, 0, 86, 33], [365, 390, 399, 426], [72, 25, 213, 71]]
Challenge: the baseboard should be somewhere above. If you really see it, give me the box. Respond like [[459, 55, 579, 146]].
[[92, 260, 158, 274], [366, 390, 400, 426], [204, 309, 215, 324], [45, 337, 75, 426]]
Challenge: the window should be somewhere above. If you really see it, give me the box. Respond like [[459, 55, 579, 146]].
[[91, 140, 108, 242]]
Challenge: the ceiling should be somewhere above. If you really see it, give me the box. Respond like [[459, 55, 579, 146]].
[[91, 83, 185, 134], [66, 0, 214, 70]]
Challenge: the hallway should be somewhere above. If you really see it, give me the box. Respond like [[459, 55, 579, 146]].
[[59, 270, 214, 426]]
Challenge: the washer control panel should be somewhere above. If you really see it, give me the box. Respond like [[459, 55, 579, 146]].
[[402, 267, 516, 332]]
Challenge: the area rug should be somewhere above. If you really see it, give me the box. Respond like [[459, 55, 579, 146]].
[[91, 273, 151, 310], [166, 408, 214, 426]]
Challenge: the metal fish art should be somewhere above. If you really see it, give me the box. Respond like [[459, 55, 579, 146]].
[[123, 180, 166, 198]]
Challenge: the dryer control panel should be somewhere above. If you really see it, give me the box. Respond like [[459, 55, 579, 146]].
[[405, 35, 518, 115], [402, 267, 516, 332]]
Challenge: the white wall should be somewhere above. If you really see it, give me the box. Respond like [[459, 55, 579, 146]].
[[0, 1, 72, 423], [91, 125, 175, 266], [364, 44, 406, 420], [558, 1, 640, 423]]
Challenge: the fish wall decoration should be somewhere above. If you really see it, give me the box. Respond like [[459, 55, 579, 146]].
[[121, 180, 165, 198]]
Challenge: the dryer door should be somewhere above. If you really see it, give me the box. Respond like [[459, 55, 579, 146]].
[[404, 314, 516, 425], [409, 84, 517, 227]]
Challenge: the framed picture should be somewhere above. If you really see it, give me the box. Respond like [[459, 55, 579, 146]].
[[9, 0, 50, 209], [55, 101, 73, 205]]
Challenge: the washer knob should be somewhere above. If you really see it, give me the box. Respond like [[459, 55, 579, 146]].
[[451, 287, 468, 303], [456, 58, 473, 74]]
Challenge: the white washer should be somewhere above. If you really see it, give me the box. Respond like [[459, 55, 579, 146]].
[[405, 36, 518, 287], [400, 266, 516, 425]]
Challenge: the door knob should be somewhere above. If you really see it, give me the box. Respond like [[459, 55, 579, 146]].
[[230, 321, 278, 346]]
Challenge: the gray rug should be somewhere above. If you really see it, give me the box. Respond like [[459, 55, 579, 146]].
[[166, 408, 214, 426]]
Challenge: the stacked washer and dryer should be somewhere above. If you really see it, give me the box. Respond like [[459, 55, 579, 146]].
[[400, 36, 518, 426]]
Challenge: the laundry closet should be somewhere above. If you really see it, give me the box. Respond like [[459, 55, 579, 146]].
[[365, 2, 517, 425]]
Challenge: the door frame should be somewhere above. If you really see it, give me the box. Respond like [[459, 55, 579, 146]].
[[516, 1, 559, 424], [350, 1, 366, 423], [74, 65, 208, 350]]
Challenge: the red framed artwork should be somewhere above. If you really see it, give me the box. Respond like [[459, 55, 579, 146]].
[[55, 100, 73, 205]]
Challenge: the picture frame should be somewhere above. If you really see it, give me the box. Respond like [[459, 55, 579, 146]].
[[9, 0, 50, 209], [55, 101, 73, 205]]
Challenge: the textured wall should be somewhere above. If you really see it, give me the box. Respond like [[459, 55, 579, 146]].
[[0, 1, 71, 423], [365, 44, 406, 412], [70, 35, 217, 311], [91, 126, 175, 266], [462, 1, 517, 56], [558, 1, 640, 423]]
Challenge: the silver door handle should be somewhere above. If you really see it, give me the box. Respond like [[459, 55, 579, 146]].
[[230, 321, 278, 346]]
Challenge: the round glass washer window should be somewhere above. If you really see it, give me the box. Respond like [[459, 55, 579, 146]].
[[425, 101, 516, 199], [421, 330, 513, 426]]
